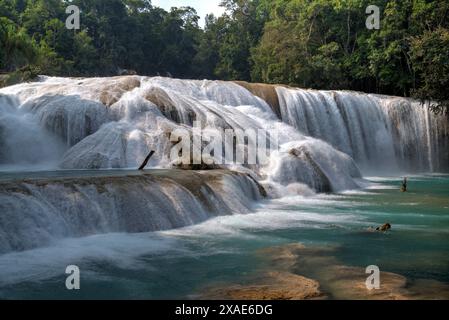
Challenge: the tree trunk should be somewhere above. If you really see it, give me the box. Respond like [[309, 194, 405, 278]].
[[138, 151, 155, 170]]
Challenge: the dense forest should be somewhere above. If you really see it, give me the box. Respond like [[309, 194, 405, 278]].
[[1, 0, 448, 114]]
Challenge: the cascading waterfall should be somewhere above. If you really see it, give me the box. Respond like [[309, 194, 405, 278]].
[[0, 170, 262, 253], [0, 76, 447, 253], [276, 87, 448, 174], [0, 76, 367, 189], [0, 75, 447, 188]]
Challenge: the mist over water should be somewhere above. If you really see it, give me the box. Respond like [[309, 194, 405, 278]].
[[0, 95, 66, 170]]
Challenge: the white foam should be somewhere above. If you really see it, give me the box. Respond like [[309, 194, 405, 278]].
[[0, 233, 181, 286]]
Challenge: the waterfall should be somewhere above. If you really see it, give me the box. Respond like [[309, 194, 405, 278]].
[[1, 76, 447, 184], [276, 87, 448, 174], [0, 76, 447, 253], [0, 95, 66, 170], [0, 170, 263, 253], [1, 76, 447, 177]]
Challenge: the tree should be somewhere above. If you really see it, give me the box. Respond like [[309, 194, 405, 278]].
[[251, 0, 353, 88], [213, 0, 267, 81], [0, 17, 38, 72], [157, 7, 201, 77], [410, 28, 449, 116], [192, 14, 221, 79], [0, 0, 448, 119], [72, 30, 98, 74]]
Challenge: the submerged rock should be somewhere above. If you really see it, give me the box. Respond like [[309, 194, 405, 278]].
[[203, 243, 449, 300], [203, 271, 324, 300]]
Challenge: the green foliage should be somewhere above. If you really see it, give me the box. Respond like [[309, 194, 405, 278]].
[[0, 17, 39, 71], [250, 0, 449, 114], [1, 0, 206, 77], [0, 0, 448, 115], [0, 64, 41, 87], [410, 28, 449, 116]]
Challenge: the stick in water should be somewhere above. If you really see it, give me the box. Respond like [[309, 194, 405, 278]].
[[138, 150, 155, 171]]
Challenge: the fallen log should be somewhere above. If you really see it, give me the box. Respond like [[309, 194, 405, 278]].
[[138, 150, 155, 170]]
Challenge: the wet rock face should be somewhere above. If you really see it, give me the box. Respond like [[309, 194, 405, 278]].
[[270, 140, 361, 193], [144, 87, 182, 124], [26, 95, 110, 146], [98, 76, 141, 107], [287, 147, 332, 193], [234, 81, 282, 119]]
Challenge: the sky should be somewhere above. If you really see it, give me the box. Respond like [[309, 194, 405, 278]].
[[151, 0, 226, 27]]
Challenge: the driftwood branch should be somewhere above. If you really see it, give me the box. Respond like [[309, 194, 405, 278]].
[[138, 150, 155, 170]]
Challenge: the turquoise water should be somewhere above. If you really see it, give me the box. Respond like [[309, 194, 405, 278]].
[[0, 175, 448, 299]]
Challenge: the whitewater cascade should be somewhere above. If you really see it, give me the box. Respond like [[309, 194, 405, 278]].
[[1, 76, 447, 180], [0, 76, 447, 252], [276, 87, 448, 174], [0, 170, 263, 253]]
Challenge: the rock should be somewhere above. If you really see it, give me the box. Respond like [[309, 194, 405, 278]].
[[233, 81, 282, 119], [376, 223, 392, 232], [233, 243, 449, 300], [99, 76, 141, 107], [287, 147, 332, 193], [202, 272, 325, 300], [144, 87, 183, 123]]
